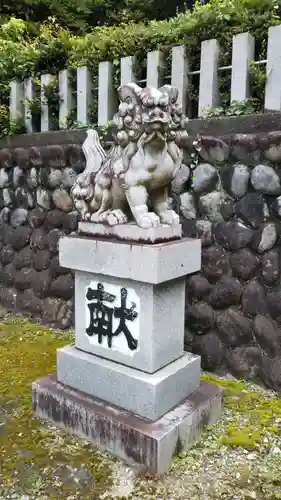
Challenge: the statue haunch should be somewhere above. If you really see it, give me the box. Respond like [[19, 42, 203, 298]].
[[71, 83, 189, 229]]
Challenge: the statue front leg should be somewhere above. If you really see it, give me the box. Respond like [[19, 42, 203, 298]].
[[152, 187, 180, 226], [125, 185, 160, 229]]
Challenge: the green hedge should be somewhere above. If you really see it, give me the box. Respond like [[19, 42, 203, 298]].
[[0, 0, 280, 135]]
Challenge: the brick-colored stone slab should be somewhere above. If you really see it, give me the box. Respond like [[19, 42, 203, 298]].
[[78, 221, 182, 243], [32, 375, 223, 474]]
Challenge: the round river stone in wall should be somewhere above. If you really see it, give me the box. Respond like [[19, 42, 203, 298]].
[[10, 208, 28, 228], [217, 309, 253, 347], [171, 164, 190, 194], [213, 221, 254, 251], [0, 169, 9, 189], [251, 164, 281, 195], [28, 208, 46, 228], [260, 356, 281, 392], [30, 228, 46, 251], [202, 245, 229, 283], [192, 163, 218, 194], [52, 188, 73, 213], [13, 247, 33, 270], [47, 229, 64, 254], [63, 212, 79, 232], [186, 275, 212, 303], [13, 166, 24, 188], [14, 268, 35, 291], [253, 315, 281, 358], [44, 210, 64, 230], [50, 274, 74, 301], [235, 193, 264, 229], [26, 167, 38, 189], [226, 346, 261, 380], [0, 245, 15, 265], [262, 249, 280, 285], [180, 192, 196, 219], [3, 188, 13, 207], [185, 302, 215, 334], [252, 223, 277, 254], [37, 188, 51, 211], [267, 290, 281, 319], [48, 168, 62, 189], [242, 280, 268, 316], [196, 220, 213, 247], [32, 270, 52, 299], [230, 164, 250, 198], [61, 168, 77, 189], [1, 264, 14, 287], [33, 250, 51, 272], [230, 248, 259, 281], [17, 289, 42, 315], [191, 331, 223, 371], [208, 277, 242, 309], [10, 226, 31, 251], [198, 191, 225, 222]]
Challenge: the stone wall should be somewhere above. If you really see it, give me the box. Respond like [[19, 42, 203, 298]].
[[0, 143, 86, 329], [180, 130, 281, 392], [1, 115, 281, 390]]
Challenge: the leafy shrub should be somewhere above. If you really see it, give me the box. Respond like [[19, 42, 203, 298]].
[[0, 0, 280, 135]]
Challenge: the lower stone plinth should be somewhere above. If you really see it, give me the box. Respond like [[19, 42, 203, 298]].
[[32, 375, 223, 474]]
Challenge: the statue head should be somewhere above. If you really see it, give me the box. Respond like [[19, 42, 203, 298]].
[[112, 83, 187, 149]]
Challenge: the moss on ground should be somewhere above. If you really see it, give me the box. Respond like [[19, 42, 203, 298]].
[[201, 373, 281, 449], [0, 317, 114, 499], [1, 317, 281, 499]]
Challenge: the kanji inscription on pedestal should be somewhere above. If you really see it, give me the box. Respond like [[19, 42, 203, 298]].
[[85, 281, 140, 355]]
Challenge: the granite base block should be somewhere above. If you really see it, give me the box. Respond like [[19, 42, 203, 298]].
[[57, 346, 201, 421], [32, 375, 223, 474], [59, 235, 201, 284], [78, 221, 182, 243], [75, 270, 186, 373]]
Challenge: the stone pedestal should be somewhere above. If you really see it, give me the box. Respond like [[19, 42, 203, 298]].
[[32, 227, 223, 473]]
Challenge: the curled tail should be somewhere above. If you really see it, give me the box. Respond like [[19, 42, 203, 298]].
[[82, 129, 106, 174], [71, 129, 106, 219]]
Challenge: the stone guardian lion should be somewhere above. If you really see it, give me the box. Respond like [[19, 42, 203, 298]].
[[71, 83, 188, 229]]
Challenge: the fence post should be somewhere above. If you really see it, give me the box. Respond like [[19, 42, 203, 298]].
[[41, 73, 56, 132], [231, 32, 255, 103], [171, 46, 188, 114], [198, 39, 220, 116], [147, 51, 164, 88], [10, 80, 24, 123], [24, 78, 36, 133], [77, 66, 93, 127], [59, 69, 74, 129], [121, 56, 136, 86], [264, 25, 281, 111], [98, 61, 115, 127]]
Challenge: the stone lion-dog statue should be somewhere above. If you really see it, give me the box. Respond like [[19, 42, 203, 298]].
[[71, 83, 189, 229]]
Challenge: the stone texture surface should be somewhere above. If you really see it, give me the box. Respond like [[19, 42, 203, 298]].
[[57, 346, 201, 421], [33, 374, 223, 474], [1, 131, 281, 392]]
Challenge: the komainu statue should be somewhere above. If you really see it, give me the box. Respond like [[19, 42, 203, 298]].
[[71, 83, 189, 229]]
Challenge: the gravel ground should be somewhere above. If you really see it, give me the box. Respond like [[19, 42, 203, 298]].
[[1, 314, 281, 500]]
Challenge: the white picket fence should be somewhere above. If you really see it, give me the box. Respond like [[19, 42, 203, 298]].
[[9, 24, 281, 132]]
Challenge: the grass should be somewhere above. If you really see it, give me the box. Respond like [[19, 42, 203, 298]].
[[1, 315, 281, 499]]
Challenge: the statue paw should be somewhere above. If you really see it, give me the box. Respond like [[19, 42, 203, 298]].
[[107, 209, 128, 226], [159, 210, 180, 226], [138, 212, 160, 229], [90, 210, 110, 223]]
